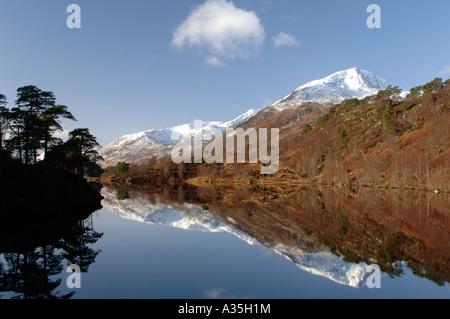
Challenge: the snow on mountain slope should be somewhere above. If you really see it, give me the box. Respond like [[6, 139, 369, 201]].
[[101, 187, 373, 288], [271, 244, 372, 288], [99, 109, 258, 167], [269, 67, 390, 112], [100, 187, 257, 246], [100, 68, 391, 167], [230, 67, 393, 132]]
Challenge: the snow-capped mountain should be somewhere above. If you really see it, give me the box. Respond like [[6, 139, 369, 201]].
[[100, 187, 374, 288], [229, 67, 393, 131], [99, 124, 193, 168], [100, 68, 391, 167], [269, 67, 390, 112], [99, 109, 258, 168]]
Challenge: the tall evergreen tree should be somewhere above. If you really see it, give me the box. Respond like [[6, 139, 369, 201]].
[[4, 107, 24, 161], [0, 94, 9, 177], [13, 86, 56, 175], [66, 128, 102, 178], [39, 105, 76, 174]]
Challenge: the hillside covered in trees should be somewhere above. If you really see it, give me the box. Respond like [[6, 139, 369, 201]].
[[107, 77, 450, 194], [280, 78, 450, 192]]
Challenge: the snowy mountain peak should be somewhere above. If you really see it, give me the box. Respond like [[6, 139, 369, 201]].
[[296, 67, 389, 93], [99, 109, 258, 168], [270, 67, 390, 111], [100, 68, 391, 167]]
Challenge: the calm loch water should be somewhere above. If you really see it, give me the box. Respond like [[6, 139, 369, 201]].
[[1, 184, 449, 299]]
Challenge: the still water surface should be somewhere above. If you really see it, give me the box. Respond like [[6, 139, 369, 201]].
[[1, 185, 449, 299]]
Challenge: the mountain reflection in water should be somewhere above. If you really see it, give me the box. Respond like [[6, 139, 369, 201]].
[[101, 184, 450, 289]]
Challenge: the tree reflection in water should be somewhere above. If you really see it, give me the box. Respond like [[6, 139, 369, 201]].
[[107, 182, 450, 288], [0, 179, 103, 299]]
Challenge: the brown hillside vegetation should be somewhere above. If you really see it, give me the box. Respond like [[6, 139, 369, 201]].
[[279, 79, 450, 192], [104, 77, 450, 193], [104, 183, 450, 286]]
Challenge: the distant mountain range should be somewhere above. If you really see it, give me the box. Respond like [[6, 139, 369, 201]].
[[99, 109, 258, 167], [99, 68, 391, 168]]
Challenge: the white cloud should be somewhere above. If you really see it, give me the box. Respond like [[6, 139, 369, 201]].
[[171, 0, 265, 63], [439, 65, 450, 76], [272, 32, 300, 47], [205, 56, 226, 67]]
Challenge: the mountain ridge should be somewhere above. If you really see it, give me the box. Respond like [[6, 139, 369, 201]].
[[100, 67, 391, 168], [99, 109, 258, 167], [270, 67, 390, 111]]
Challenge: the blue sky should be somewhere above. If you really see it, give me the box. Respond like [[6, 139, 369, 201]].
[[1, 0, 449, 146]]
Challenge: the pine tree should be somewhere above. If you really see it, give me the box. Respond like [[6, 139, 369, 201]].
[[13, 86, 56, 175], [0, 94, 9, 177], [40, 105, 76, 173], [66, 128, 103, 178]]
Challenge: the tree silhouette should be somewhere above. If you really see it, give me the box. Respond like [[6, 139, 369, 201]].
[[66, 128, 103, 178], [12, 86, 56, 175], [60, 219, 103, 273], [0, 188, 103, 299], [0, 249, 74, 299], [41, 105, 76, 157], [0, 94, 8, 177]]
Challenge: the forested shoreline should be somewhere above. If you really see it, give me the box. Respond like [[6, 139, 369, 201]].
[[0, 85, 104, 233], [0, 85, 103, 180], [104, 77, 450, 195]]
